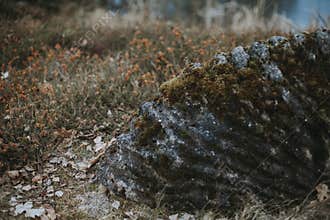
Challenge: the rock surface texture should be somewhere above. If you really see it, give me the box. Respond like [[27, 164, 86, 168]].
[[99, 29, 330, 211]]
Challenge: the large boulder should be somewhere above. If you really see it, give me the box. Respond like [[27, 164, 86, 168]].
[[99, 29, 330, 211]]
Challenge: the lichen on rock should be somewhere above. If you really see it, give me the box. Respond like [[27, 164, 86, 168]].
[[262, 62, 283, 81], [231, 46, 250, 69], [214, 53, 228, 65], [99, 29, 330, 212], [249, 42, 270, 62]]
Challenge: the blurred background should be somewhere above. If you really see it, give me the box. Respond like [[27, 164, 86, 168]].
[[1, 0, 330, 31]]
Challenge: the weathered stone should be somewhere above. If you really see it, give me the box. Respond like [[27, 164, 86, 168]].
[[99, 29, 330, 212]]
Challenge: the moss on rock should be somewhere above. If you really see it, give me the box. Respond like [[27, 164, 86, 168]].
[[99, 29, 330, 212]]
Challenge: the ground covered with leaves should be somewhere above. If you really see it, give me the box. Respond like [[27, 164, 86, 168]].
[[0, 5, 329, 220]]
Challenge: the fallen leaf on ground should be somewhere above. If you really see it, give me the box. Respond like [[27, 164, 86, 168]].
[[22, 185, 32, 191], [64, 149, 76, 159], [74, 173, 87, 179], [7, 170, 20, 179], [14, 201, 33, 216], [55, 191, 64, 197], [41, 204, 56, 220], [14, 184, 22, 190], [47, 186, 54, 194], [24, 166, 35, 172], [169, 213, 195, 220], [169, 214, 179, 220], [49, 157, 68, 166], [180, 213, 195, 220], [74, 161, 90, 171], [124, 211, 139, 220], [32, 174, 44, 183], [93, 136, 106, 152], [316, 183, 329, 202], [111, 200, 120, 209], [52, 177, 60, 182], [93, 136, 102, 144], [9, 197, 18, 207], [25, 207, 45, 218]]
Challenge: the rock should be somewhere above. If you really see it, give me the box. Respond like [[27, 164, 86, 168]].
[[99, 29, 330, 211], [231, 46, 249, 69]]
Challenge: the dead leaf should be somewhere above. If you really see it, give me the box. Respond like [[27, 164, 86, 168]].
[[45, 179, 52, 186], [55, 191, 64, 197], [124, 211, 138, 220], [169, 214, 179, 220], [44, 164, 58, 173], [7, 170, 19, 179], [74, 173, 87, 180], [316, 183, 329, 202], [52, 177, 60, 182], [39, 82, 54, 96], [9, 197, 18, 207], [93, 136, 102, 144], [169, 213, 195, 220], [93, 136, 106, 152], [24, 166, 35, 172], [64, 150, 76, 159], [47, 186, 54, 194], [32, 174, 44, 183], [14, 184, 23, 190], [49, 157, 68, 167], [111, 200, 120, 209], [74, 161, 90, 171], [41, 204, 56, 220], [14, 202, 33, 216], [25, 207, 45, 218], [22, 185, 32, 191]]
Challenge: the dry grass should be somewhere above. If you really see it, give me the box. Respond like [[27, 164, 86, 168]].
[[0, 5, 284, 172]]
